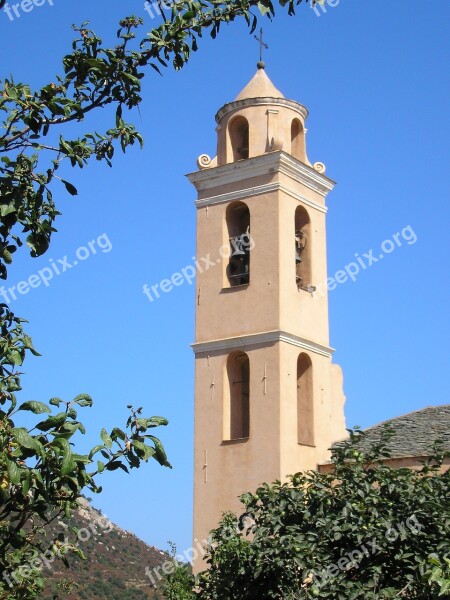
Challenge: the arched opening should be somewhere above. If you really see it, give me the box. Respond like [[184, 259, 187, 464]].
[[295, 205, 312, 288], [226, 202, 250, 287], [225, 352, 250, 440], [297, 353, 314, 446], [291, 119, 306, 162], [229, 116, 249, 161]]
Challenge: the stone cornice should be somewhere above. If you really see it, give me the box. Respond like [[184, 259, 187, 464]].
[[215, 97, 309, 123], [192, 330, 334, 357], [187, 151, 335, 198], [194, 181, 328, 214]]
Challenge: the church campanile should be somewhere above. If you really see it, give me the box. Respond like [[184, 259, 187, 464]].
[[188, 66, 346, 568]]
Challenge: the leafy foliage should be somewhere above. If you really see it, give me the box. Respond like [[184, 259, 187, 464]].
[[155, 543, 196, 600], [0, 336, 170, 598], [0, 18, 145, 278], [193, 429, 450, 599], [0, 266, 170, 599], [424, 554, 450, 598]]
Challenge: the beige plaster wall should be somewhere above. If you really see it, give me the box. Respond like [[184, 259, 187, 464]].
[[216, 99, 309, 165], [193, 343, 282, 566], [190, 90, 346, 572], [194, 167, 331, 346]]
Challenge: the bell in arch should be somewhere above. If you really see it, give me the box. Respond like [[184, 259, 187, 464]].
[[295, 230, 306, 264]]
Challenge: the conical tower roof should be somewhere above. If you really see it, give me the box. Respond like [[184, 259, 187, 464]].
[[235, 68, 284, 101]]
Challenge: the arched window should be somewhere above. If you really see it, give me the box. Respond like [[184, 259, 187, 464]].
[[226, 202, 250, 287], [297, 353, 314, 446], [291, 119, 306, 162], [295, 205, 312, 288], [229, 116, 249, 161], [224, 352, 250, 440]]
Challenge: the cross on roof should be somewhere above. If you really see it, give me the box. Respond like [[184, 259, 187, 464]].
[[254, 28, 269, 66]]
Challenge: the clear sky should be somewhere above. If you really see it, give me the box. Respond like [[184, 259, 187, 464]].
[[1, 0, 449, 560]]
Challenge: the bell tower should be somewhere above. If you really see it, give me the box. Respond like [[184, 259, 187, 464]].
[[188, 66, 346, 566]]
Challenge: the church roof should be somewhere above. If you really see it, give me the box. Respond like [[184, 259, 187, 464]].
[[235, 68, 284, 101], [334, 405, 450, 459]]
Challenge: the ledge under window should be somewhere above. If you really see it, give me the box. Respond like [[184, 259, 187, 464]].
[[221, 437, 250, 445], [220, 284, 250, 294]]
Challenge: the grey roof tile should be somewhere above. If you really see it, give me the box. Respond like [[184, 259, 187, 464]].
[[332, 405, 450, 459]]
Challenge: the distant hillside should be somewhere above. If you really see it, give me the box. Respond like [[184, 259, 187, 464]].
[[40, 498, 169, 600]]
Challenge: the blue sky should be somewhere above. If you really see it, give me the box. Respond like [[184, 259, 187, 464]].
[[1, 0, 449, 559]]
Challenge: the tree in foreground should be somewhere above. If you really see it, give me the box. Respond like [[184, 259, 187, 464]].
[[198, 429, 450, 598], [0, 378, 171, 599], [161, 428, 449, 599], [154, 543, 197, 600]]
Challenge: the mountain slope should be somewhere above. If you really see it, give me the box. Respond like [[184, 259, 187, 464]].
[[40, 498, 169, 599]]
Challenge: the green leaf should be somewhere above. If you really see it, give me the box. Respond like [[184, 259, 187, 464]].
[[56, 421, 85, 438], [148, 435, 171, 468], [89, 444, 105, 459], [23, 334, 41, 356], [72, 454, 91, 465], [0, 203, 16, 217], [26, 232, 49, 257], [6, 458, 22, 485], [61, 179, 78, 196], [10, 350, 23, 366], [100, 428, 113, 449], [133, 440, 156, 461], [11, 428, 44, 457], [68, 407, 77, 419], [136, 418, 152, 430], [73, 393, 93, 407], [22, 472, 31, 495], [2, 248, 13, 264], [147, 416, 169, 428], [58, 438, 76, 476], [18, 401, 51, 414], [36, 412, 67, 431], [105, 461, 127, 472], [111, 427, 126, 441]]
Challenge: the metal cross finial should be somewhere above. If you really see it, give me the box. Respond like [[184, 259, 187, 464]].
[[254, 28, 268, 67]]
